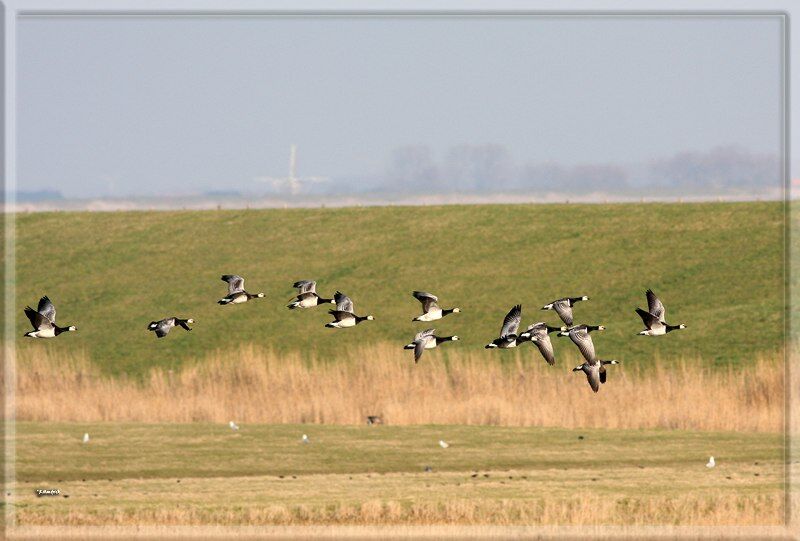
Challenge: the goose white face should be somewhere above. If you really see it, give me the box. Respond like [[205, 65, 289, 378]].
[[366, 315, 374, 321], [256, 293, 265, 298], [451, 336, 459, 341], [679, 324, 687, 329], [186, 319, 194, 324], [452, 308, 461, 313], [68, 326, 77, 331]]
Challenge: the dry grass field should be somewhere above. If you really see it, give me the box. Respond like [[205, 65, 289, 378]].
[[13, 344, 783, 431], [7, 422, 784, 528]]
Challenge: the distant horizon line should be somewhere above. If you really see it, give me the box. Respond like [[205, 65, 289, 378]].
[[3, 190, 785, 213]]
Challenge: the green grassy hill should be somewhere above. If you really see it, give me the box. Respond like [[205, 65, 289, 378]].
[[14, 202, 783, 376]]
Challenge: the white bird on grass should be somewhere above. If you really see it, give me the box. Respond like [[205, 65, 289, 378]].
[[439, 440, 449, 449], [82, 433, 89, 444], [229, 421, 239, 431], [302, 434, 310, 444], [706, 456, 715, 468]]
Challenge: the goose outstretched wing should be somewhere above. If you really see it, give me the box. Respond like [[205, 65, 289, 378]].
[[25, 306, 53, 330], [635, 308, 661, 330], [294, 280, 317, 294], [221, 275, 245, 294], [37, 296, 57, 323], [646, 289, 665, 322], [553, 300, 574, 326], [412, 291, 439, 313], [334, 291, 354, 313], [569, 327, 597, 363], [500, 305, 522, 338]]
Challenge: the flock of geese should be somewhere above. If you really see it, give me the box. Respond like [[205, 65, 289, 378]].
[[22, 276, 686, 393]]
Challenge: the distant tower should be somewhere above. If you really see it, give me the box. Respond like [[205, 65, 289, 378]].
[[288, 144, 299, 195], [256, 145, 328, 195]]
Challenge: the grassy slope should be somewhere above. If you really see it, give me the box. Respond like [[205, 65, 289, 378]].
[[11, 423, 783, 525], [14, 202, 783, 376]]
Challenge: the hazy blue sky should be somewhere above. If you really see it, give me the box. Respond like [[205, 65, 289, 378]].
[[17, 15, 783, 198]]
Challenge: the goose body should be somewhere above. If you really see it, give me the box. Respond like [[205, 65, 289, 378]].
[[541, 296, 589, 326], [558, 324, 605, 363], [218, 275, 265, 305], [573, 359, 620, 393], [485, 305, 522, 349], [325, 292, 374, 328], [518, 322, 564, 365], [147, 317, 194, 338], [287, 280, 335, 309], [404, 328, 459, 362], [23, 296, 76, 338], [636, 289, 686, 336], [412, 291, 460, 322]]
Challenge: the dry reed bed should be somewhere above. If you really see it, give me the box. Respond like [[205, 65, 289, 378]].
[[11, 344, 783, 431], [15, 494, 783, 526]]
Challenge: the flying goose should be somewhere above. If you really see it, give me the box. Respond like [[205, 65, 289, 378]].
[[147, 317, 194, 338], [218, 275, 265, 305], [572, 359, 620, 393], [485, 304, 522, 349], [287, 280, 335, 309], [541, 296, 589, 326], [411, 291, 461, 322], [518, 322, 565, 366], [325, 291, 374, 328], [636, 289, 686, 336], [557, 324, 605, 363], [23, 296, 76, 338], [404, 328, 459, 363]]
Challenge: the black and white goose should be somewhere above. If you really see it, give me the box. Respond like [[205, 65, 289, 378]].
[[573, 359, 620, 393], [541, 296, 589, 326], [404, 328, 459, 363], [636, 289, 686, 336], [557, 324, 606, 363], [485, 304, 522, 349], [518, 322, 565, 366], [218, 275, 265, 305], [147, 317, 194, 338], [23, 296, 76, 338], [411, 291, 461, 322], [287, 280, 335, 309], [325, 291, 374, 328]]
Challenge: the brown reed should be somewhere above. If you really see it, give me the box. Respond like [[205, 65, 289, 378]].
[[11, 343, 783, 431]]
